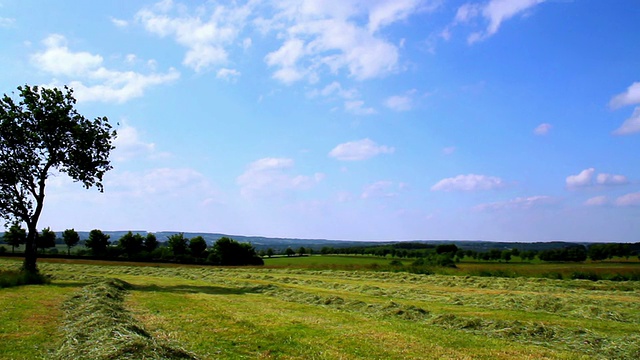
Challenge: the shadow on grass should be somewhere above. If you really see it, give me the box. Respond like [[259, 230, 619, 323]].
[[131, 283, 264, 295]]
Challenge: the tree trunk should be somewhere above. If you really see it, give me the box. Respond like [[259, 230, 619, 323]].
[[22, 227, 39, 274]]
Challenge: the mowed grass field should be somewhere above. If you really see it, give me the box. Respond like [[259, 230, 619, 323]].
[[1, 257, 639, 359]]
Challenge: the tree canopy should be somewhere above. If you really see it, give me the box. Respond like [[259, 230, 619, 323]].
[[0, 85, 115, 273]]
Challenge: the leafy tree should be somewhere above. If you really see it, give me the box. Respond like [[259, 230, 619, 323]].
[[285, 247, 295, 257], [3, 223, 26, 253], [0, 85, 115, 274], [85, 229, 110, 257], [297, 246, 306, 256], [167, 233, 188, 256], [436, 244, 458, 254], [62, 228, 80, 255], [144, 233, 158, 253], [189, 236, 208, 258], [501, 250, 512, 262], [118, 231, 144, 259], [209, 237, 263, 266], [37, 227, 56, 253], [266, 248, 275, 258]]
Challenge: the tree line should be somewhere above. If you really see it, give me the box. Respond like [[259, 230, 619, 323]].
[[1, 226, 263, 266]]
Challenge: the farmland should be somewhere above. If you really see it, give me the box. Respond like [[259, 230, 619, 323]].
[[1, 257, 639, 359]]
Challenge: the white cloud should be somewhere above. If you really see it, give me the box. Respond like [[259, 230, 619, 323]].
[[310, 81, 358, 99], [112, 123, 170, 162], [237, 157, 322, 198], [0, 17, 16, 28], [263, 1, 432, 84], [596, 173, 628, 186], [565, 168, 595, 188], [609, 82, 640, 109], [584, 196, 609, 207], [475, 195, 554, 211], [31, 34, 179, 103], [329, 139, 394, 161], [384, 90, 417, 112], [111, 17, 129, 28], [431, 174, 505, 192], [108, 168, 215, 199], [136, 0, 252, 72], [613, 107, 640, 135], [567, 168, 629, 188], [454, 0, 546, 44], [361, 181, 398, 199], [344, 100, 376, 115], [615, 192, 640, 207], [216, 68, 241, 81], [533, 123, 552, 135]]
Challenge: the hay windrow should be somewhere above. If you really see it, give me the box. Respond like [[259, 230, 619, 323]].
[[53, 278, 198, 360]]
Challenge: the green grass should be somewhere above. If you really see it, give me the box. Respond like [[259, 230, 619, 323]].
[[1, 257, 639, 359]]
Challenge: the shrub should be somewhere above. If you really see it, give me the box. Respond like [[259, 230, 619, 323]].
[[0, 270, 49, 288]]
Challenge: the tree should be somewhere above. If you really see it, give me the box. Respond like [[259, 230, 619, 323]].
[[167, 233, 188, 256], [85, 229, 110, 257], [266, 248, 275, 258], [118, 231, 144, 259], [189, 236, 208, 258], [144, 233, 158, 253], [209, 237, 263, 266], [62, 228, 80, 255], [37, 227, 57, 253], [285, 247, 295, 257], [3, 223, 26, 253], [0, 85, 115, 274], [297, 246, 306, 256]]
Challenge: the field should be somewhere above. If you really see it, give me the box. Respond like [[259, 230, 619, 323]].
[[1, 257, 639, 359]]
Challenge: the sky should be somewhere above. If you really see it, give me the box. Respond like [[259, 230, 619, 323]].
[[0, 0, 639, 242]]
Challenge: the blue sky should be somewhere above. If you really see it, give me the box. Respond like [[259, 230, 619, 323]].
[[1, 0, 639, 242]]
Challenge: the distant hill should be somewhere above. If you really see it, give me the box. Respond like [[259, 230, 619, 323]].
[[1, 229, 599, 252]]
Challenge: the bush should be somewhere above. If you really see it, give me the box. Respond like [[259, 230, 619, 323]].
[[0, 270, 49, 288]]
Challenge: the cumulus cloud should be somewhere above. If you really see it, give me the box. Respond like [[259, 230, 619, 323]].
[[237, 157, 323, 198], [566, 168, 629, 188], [108, 168, 214, 198], [216, 68, 241, 81], [533, 123, 552, 135], [0, 17, 16, 28], [361, 181, 403, 199], [612, 107, 640, 136], [263, 0, 431, 84], [584, 196, 609, 207], [31, 34, 179, 103], [454, 0, 546, 44], [615, 192, 640, 207], [565, 168, 595, 188], [609, 82, 640, 135], [136, 0, 252, 72], [111, 17, 129, 28], [475, 195, 554, 211], [596, 173, 629, 186], [329, 139, 394, 161], [344, 100, 376, 115], [384, 90, 417, 112], [431, 174, 504, 192], [112, 123, 171, 162]]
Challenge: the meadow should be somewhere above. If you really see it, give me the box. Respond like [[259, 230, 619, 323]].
[[1, 256, 639, 359]]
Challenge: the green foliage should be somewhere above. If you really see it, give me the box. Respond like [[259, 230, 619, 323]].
[[284, 247, 295, 257], [117, 231, 145, 259], [62, 228, 80, 255], [167, 233, 189, 256], [37, 227, 57, 252], [189, 236, 208, 258], [85, 229, 111, 257], [0, 269, 49, 288], [539, 245, 587, 262], [0, 84, 115, 272], [144, 233, 159, 253], [208, 237, 263, 266], [3, 223, 26, 253]]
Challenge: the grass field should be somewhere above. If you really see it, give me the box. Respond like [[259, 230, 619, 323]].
[[1, 257, 639, 359]]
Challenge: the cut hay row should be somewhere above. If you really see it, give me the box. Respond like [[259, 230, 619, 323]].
[[53, 278, 198, 360]]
